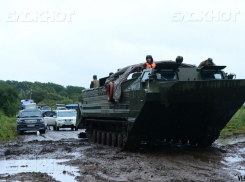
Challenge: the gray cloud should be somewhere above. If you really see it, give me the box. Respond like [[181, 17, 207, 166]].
[[0, 0, 244, 88]]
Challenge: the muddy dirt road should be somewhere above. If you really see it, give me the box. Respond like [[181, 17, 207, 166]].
[[1, 128, 245, 182]]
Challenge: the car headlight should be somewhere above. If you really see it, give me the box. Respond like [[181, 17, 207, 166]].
[[17, 120, 26, 124], [37, 119, 44, 123], [57, 119, 63, 122]]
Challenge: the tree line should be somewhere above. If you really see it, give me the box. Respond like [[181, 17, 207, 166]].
[[0, 80, 85, 116]]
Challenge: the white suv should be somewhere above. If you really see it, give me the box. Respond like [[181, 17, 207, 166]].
[[54, 110, 76, 131]]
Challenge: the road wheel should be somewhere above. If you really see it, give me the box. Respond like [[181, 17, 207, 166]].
[[189, 139, 197, 146], [53, 125, 56, 130], [71, 127, 74, 131], [75, 127, 78, 131], [92, 130, 97, 143], [112, 133, 117, 147], [56, 125, 59, 131], [97, 131, 101, 144], [181, 138, 188, 145], [106, 132, 112, 146], [197, 137, 215, 147], [101, 132, 106, 145], [118, 133, 123, 148], [173, 138, 179, 143]]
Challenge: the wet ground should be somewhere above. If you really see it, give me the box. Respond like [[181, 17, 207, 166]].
[[1, 128, 245, 182]]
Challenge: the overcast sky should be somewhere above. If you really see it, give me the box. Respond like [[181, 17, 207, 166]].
[[0, 0, 244, 88]]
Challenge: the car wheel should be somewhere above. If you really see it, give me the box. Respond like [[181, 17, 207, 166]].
[[56, 126, 59, 131], [17, 127, 22, 134], [71, 127, 74, 131], [53, 125, 56, 130], [39, 129, 46, 134], [75, 127, 78, 131]]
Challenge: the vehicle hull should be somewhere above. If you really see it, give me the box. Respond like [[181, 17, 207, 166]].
[[77, 79, 245, 149]]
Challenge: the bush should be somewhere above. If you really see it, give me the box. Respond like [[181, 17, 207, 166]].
[[0, 110, 17, 141], [0, 87, 19, 117]]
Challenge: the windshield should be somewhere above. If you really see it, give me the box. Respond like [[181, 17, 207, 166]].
[[21, 110, 41, 117], [201, 71, 223, 80], [156, 71, 178, 81], [42, 106, 51, 110], [43, 111, 55, 117], [141, 72, 150, 82], [57, 112, 76, 117]]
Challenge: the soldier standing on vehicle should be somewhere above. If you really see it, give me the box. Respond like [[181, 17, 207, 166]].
[[90, 75, 100, 88], [198, 58, 216, 67], [142, 55, 156, 70]]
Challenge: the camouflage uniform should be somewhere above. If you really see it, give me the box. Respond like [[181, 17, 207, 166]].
[[90, 80, 100, 88], [198, 60, 216, 67]]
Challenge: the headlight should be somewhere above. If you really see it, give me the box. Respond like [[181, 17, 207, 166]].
[[57, 119, 63, 122], [37, 119, 44, 123], [17, 120, 25, 124]]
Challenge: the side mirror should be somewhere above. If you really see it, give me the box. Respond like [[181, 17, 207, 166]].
[[16, 115, 19, 118]]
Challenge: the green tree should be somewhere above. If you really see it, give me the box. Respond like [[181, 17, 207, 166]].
[[31, 88, 48, 103], [45, 93, 63, 101], [0, 87, 19, 116]]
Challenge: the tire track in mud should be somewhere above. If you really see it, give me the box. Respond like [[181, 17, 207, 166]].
[[0, 131, 245, 181]]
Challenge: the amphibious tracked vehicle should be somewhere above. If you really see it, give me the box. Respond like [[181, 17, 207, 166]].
[[76, 57, 245, 150]]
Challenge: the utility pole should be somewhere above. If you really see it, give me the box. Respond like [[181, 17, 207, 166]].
[[30, 89, 32, 100]]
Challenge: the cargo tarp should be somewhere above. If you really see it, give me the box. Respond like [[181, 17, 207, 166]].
[[104, 61, 195, 103]]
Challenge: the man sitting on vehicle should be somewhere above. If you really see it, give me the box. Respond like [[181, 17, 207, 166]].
[[142, 55, 156, 70], [90, 75, 100, 88], [198, 58, 216, 67]]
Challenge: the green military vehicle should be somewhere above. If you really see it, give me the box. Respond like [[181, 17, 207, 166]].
[[76, 56, 245, 150]]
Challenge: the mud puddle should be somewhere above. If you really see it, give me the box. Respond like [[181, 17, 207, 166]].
[[63, 144, 238, 181], [1, 130, 245, 181], [0, 159, 79, 182]]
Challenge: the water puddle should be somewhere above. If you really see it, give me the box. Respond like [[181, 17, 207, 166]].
[[0, 159, 80, 182], [222, 148, 245, 179]]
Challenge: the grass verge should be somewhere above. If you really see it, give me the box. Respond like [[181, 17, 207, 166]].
[[221, 106, 245, 138], [0, 110, 17, 142]]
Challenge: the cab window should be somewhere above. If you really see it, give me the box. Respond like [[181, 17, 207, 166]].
[[156, 71, 178, 81], [141, 72, 150, 82], [201, 71, 223, 80]]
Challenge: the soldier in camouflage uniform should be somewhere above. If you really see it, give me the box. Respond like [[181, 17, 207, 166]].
[[198, 58, 216, 67], [90, 75, 100, 88]]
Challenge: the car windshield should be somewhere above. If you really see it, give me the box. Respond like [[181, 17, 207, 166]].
[[42, 106, 51, 110], [57, 112, 76, 117], [201, 71, 223, 80], [156, 71, 178, 81], [21, 110, 41, 117], [43, 111, 55, 117]]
